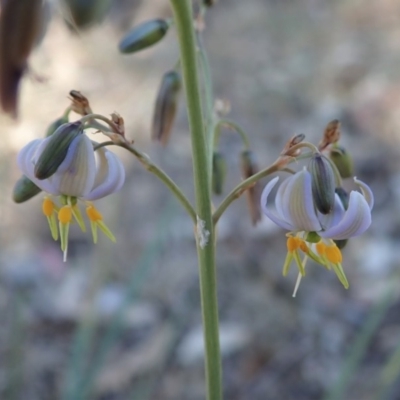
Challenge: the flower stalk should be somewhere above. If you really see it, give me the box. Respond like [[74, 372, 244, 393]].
[[169, 0, 221, 399]]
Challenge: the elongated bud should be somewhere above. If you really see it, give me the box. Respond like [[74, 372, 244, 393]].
[[152, 71, 181, 145], [46, 115, 70, 137], [240, 150, 261, 225], [13, 175, 42, 203], [329, 146, 354, 179], [212, 152, 226, 195], [0, 0, 44, 117], [119, 19, 170, 54], [63, 0, 111, 30], [309, 153, 335, 214], [34, 121, 83, 180]]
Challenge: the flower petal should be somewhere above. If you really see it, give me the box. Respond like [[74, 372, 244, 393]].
[[49, 134, 96, 197], [354, 177, 374, 210], [319, 191, 371, 240], [260, 177, 295, 230], [84, 148, 125, 201], [317, 193, 345, 231], [282, 170, 322, 232], [17, 139, 60, 195]]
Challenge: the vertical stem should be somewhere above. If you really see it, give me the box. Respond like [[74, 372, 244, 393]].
[[169, 1, 222, 400]]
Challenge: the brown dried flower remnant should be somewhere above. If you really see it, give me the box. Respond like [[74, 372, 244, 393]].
[[318, 119, 341, 151], [69, 90, 93, 115], [0, 0, 44, 117]]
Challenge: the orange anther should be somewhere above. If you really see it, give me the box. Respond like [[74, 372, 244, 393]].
[[287, 236, 301, 252], [316, 241, 326, 256], [326, 245, 342, 264], [299, 241, 308, 253], [86, 205, 103, 222], [42, 198, 54, 217], [58, 206, 72, 224]]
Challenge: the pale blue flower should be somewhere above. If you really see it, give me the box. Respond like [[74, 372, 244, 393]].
[[260, 169, 374, 290], [17, 133, 125, 261]]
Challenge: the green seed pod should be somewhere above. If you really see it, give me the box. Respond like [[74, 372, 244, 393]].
[[305, 231, 321, 243], [119, 19, 170, 54], [45, 115, 70, 137], [329, 146, 354, 179], [13, 175, 42, 203], [34, 121, 83, 180], [309, 153, 336, 215], [152, 71, 181, 146], [212, 152, 226, 195], [63, 0, 112, 30], [240, 150, 261, 225], [0, 0, 44, 117]]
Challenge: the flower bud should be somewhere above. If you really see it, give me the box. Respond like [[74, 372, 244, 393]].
[[119, 19, 170, 54], [212, 152, 226, 195], [329, 146, 354, 179], [309, 153, 335, 214], [45, 115, 70, 137], [152, 71, 181, 145], [34, 121, 84, 180], [240, 150, 261, 225], [63, 0, 111, 30], [12, 175, 42, 203], [0, 0, 45, 117]]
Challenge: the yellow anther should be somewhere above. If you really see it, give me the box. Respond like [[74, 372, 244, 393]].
[[86, 205, 103, 222], [326, 245, 342, 264], [287, 236, 301, 252], [58, 206, 72, 224], [42, 197, 54, 217], [299, 241, 308, 253], [316, 241, 326, 256]]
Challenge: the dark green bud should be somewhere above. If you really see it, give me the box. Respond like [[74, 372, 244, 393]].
[[329, 146, 354, 179], [334, 239, 348, 249], [13, 175, 42, 203], [152, 70, 181, 146], [203, 0, 217, 6], [45, 115, 69, 137], [240, 150, 261, 225], [119, 19, 169, 54], [63, 0, 111, 30], [335, 187, 349, 210], [34, 121, 83, 180], [212, 152, 226, 195], [309, 153, 335, 214]]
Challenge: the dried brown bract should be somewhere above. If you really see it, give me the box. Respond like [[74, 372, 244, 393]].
[[318, 119, 341, 151], [69, 90, 93, 115]]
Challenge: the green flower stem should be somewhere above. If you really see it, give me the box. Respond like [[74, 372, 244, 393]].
[[213, 164, 280, 224], [169, 1, 222, 399], [80, 113, 120, 133], [120, 142, 197, 224], [214, 119, 250, 149]]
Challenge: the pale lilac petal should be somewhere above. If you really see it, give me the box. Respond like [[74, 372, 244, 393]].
[[49, 135, 96, 197], [260, 177, 295, 230], [17, 139, 60, 195], [354, 177, 374, 209], [317, 194, 345, 230], [283, 170, 322, 232], [84, 148, 125, 201], [275, 175, 292, 219], [319, 191, 371, 240]]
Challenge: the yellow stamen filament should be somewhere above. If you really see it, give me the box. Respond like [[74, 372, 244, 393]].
[[326, 245, 342, 264], [58, 206, 72, 224], [86, 205, 103, 222], [42, 198, 54, 217]]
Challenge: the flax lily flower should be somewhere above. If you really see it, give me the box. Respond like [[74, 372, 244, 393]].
[[17, 132, 125, 261], [260, 169, 373, 292]]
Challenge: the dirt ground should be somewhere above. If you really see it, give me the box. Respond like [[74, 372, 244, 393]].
[[1, 0, 400, 399]]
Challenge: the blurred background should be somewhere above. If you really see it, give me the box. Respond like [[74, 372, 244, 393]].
[[1, 0, 400, 399]]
